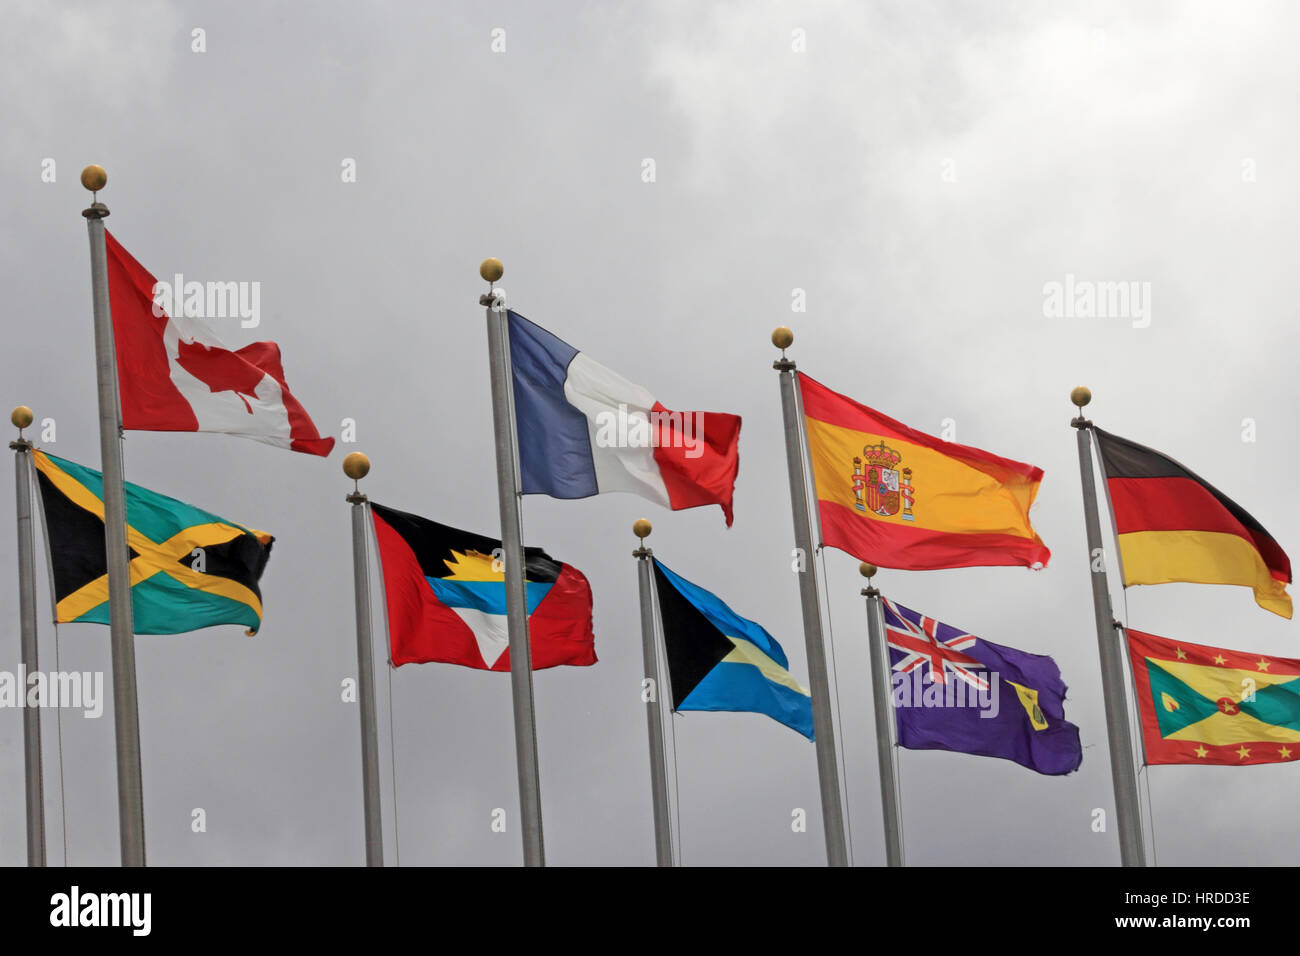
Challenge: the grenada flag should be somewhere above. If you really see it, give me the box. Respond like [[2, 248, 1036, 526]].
[[1127, 628, 1300, 766], [799, 373, 1050, 570]]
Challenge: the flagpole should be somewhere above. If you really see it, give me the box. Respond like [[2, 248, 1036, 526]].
[[82, 165, 146, 867], [1070, 387, 1145, 867], [859, 563, 903, 866], [10, 407, 46, 866], [771, 327, 849, 867], [481, 259, 545, 867], [343, 452, 384, 866], [632, 520, 674, 866]]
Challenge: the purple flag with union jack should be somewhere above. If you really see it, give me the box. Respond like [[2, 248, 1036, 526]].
[[883, 598, 1082, 775]]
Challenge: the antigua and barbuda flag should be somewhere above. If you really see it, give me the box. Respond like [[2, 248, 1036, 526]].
[[1126, 628, 1300, 766], [651, 558, 813, 739], [370, 502, 596, 669], [32, 451, 273, 634], [507, 310, 742, 526], [799, 373, 1049, 570], [1094, 428, 1291, 618], [883, 598, 1082, 775], [104, 230, 334, 456]]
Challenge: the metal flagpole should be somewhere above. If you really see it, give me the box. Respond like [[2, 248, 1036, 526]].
[[11, 406, 46, 866], [859, 563, 903, 866], [771, 327, 849, 867], [1070, 387, 1145, 867], [480, 258, 545, 867], [344, 452, 383, 866], [632, 520, 674, 866], [82, 165, 146, 867]]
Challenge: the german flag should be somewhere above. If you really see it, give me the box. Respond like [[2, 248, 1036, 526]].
[[799, 373, 1050, 570], [32, 451, 273, 634], [1127, 628, 1300, 765], [1095, 429, 1291, 618]]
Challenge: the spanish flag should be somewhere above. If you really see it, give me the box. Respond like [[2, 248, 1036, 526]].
[[1094, 428, 1291, 618], [1127, 628, 1300, 765], [799, 373, 1050, 570]]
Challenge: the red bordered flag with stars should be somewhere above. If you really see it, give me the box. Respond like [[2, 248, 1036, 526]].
[[1126, 628, 1300, 766]]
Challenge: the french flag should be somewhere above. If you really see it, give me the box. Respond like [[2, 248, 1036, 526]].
[[507, 311, 742, 526]]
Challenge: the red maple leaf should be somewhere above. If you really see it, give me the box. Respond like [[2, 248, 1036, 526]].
[[175, 339, 265, 414]]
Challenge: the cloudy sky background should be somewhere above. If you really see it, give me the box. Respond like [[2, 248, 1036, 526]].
[[1, 0, 1296, 865]]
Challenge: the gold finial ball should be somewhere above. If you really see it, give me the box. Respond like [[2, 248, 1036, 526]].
[[342, 451, 371, 481], [480, 258, 504, 283], [771, 326, 794, 350], [80, 165, 107, 192], [1070, 386, 1092, 409], [858, 562, 878, 579], [11, 406, 34, 430], [633, 518, 652, 539]]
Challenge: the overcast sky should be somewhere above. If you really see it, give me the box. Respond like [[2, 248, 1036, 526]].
[[1, 0, 1296, 866]]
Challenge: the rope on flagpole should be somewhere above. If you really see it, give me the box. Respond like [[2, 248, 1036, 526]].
[[385, 657, 401, 867], [29, 448, 69, 865], [817, 546, 855, 866], [874, 588, 907, 865], [1099, 416, 1155, 867], [667, 709, 684, 865], [655, 581, 685, 866], [892, 731, 906, 865], [372, 501, 402, 868], [52, 620, 68, 866], [1116, 587, 1158, 865]]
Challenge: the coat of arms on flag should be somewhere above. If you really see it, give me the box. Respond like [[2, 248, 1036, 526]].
[[800, 372, 1049, 570], [851, 441, 915, 520]]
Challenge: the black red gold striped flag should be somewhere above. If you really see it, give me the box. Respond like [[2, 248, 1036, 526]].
[[1095, 428, 1291, 618]]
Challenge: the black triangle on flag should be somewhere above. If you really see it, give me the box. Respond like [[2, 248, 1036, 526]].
[[651, 559, 734, 710]]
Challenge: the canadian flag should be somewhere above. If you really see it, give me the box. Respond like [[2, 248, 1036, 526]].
[[104, 231, 334, 457]]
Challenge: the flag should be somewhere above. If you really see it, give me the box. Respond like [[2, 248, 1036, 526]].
[[370, 502, 596, 669], [799, 373, 1050, 570], [883, 598, 1082, 775], [1126, 628, 1299, 765], [651, 558, 812, 738], [32, 451, 273, 634], [104, 230, 334, 456], [1094, 428, 1291, 618], [507, 310, 742, 525]]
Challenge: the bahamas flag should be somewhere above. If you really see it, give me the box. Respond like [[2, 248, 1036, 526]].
[[370, 502, 596, 670], [651, 559, 813, 739], [32, 451, 273, 634], [1127, 628, 1300, 766]]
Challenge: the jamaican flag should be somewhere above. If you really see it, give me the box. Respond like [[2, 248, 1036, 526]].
[[32, 451, 273, 634], [1127, 628, 1300, 766]]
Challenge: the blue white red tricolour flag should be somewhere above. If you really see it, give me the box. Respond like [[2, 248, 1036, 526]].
[[506, 310, 742, 525]]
